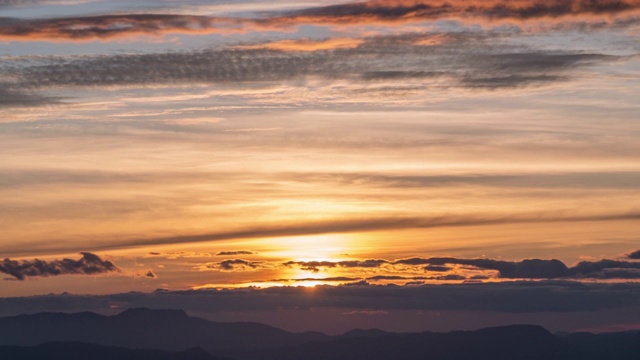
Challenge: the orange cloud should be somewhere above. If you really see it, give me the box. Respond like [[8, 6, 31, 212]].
[[237, 37, 365, 51]]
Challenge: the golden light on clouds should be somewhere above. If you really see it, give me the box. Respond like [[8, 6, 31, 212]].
[[237, 38, 366, 51]]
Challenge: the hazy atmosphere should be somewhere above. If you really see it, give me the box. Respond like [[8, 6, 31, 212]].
[[2, 0, 640, 335]]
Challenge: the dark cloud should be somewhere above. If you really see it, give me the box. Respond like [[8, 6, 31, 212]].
[[0, 86, 58, 108], [627, 249, 640, 259], [287, 0, 640, 24], [2, 281, 640, 316], [0, 252, 118, 281], [398, 257, 572, 279], [145, 270, 156, 278], [216, 250, 257, 256], [591, 269, 640, 279], [217, 259, 263, 271], [409, 257, 640, 279], [571, 259, 640, 277], [283, 256, 640, 280], [424, 265, 452, 272]]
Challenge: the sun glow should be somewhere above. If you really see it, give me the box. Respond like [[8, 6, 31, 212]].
[[266, 234, 355, 260]]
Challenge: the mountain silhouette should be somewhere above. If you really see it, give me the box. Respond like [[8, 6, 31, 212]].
[[0, 342, 228, 360], [0, 308, 327, 353], [233, 325, 577, 360], [0, 308, 639, 360]]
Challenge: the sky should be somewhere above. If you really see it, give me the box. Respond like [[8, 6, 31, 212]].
[[1, 0, 640, 334]]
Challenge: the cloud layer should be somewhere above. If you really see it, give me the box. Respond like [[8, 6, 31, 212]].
[[2, 280, 640, 315]]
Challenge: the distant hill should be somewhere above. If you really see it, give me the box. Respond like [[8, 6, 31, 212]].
[[0, 342, 227, 360], [0, 308, 639, 360], [231, 325, 576, 360], [0, 308, 327, 353]]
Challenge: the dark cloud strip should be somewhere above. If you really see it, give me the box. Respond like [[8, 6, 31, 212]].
[[286, 0, 640, 23], [0, 86, 59, 108], [286, 256, 640, 280], [4, 212, 640, 257], [1, 0, 640, 41], [217, 259, 263, 271], [3, 169, 640, 190], [0, 252, 118, 281], [0, 34, 620, 108], [216, 250, 257, 256], [2, 281, 640, 315]]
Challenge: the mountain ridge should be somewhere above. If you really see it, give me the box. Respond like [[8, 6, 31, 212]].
[[1, 308, 639, 360]]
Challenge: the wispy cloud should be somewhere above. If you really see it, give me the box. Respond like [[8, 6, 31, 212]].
[[4, 211, 640, 256], [283, 259, 390, 272], [0, 32, 622, 108], [0, 252, 118, 280]]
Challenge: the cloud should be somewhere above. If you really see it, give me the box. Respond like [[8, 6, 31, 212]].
[[216, 259, 264, 271], [6, 211, 640, 256], [627, 249, 640, 259], [278, 276, 360, 283], [396, 257, 573, 279], [4, 32, 621, 107], [0, 86, 59, 108], [0, 252, 119, 281], [571, 259, 640, 277], [237, 37, 366, 51], [0, 14, 249, 41], [283, 255, 640, 280], [314, 171, 640, 190], [3, 281, 640, 316], [0, 0, 36, 8], [437, 274, 466, 281], [145, 270, 156, 278], [283, 259, 390, 272], [216, 250, 257, 256], [285, 0, 640, 25], [424, 265, 451, 272]]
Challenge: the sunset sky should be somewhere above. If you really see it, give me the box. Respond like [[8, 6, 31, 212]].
[[1, 0, 640, 334]]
